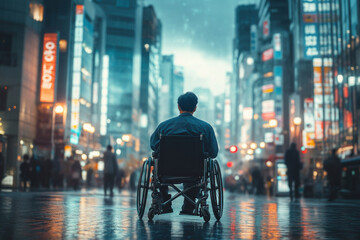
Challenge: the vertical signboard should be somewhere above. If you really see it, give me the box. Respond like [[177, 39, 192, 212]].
[[274, 66, 283, 130], [301, 0, 319, 58], [303, 98, 316, 148], [313, 58, 333, 140], [273, 33, 282, 60], [40, 33, 58, 103], [70, 5, 84, 145]]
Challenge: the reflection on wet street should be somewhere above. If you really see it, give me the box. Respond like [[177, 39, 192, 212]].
[[0, 190, 359, 239]]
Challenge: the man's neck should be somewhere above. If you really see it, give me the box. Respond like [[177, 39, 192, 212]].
[[180, 111, 193, 115]]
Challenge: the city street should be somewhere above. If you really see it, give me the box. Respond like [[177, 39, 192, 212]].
[[1, 190, 359, 239]]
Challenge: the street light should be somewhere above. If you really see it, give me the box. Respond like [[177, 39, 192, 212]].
[[293, 117, 302, 126], [54, 105, 64, 114], [259, 142, 266, 148], [269, 119, 278, 128], [122, 134, 131, 142], [250, 142, 257, 150]]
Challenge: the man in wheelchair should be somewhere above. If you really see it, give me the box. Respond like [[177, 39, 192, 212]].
[[149, 92, 218, 215]]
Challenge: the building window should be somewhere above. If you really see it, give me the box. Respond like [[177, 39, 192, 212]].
[[59, 39, 67, 52], [116, 0, 130, 8], [0, 86, 8, 111], [29, 3, 44, 22], [0, 33, 16, 66]]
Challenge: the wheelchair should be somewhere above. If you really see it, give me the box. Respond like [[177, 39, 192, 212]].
[[136, 135, 224, 222]]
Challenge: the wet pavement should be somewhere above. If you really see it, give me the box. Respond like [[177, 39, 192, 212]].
[[0, 189, 360, 239]]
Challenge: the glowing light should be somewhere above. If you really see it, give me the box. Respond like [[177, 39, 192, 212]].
[[81, 154, 87, 160], [250, 142, 257, 150], [20, 140, 24, 145], [55, 105, 64, 114], [122, 134, 131, 142], [226, 161, 233, 168], [293, 117, 302, 126], [269, 119, 278, 128], [246, 57, 254, 65], [116, 138, 122, 145], [241, 143, 248, 149], [229, 145, 238, 153], [247, 149, 254, 155], [116, 149, 122, 155], [337, 74, 343, 84], [260, 142, 266, 148], [266, 160, 273, 168]]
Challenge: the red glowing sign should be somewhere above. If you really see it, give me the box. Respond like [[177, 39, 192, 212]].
[[262, 48, 274, 61], [40, 33, 58, 102]]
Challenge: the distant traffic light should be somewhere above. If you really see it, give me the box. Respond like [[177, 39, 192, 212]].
[[301, 146, 307, 154], [226, 161, 233, 168], [229, 145, 238, 153]]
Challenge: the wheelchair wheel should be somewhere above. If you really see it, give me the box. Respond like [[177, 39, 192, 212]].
[[209, 160, 224, 221], [201, 206, 210, 222], [148, 207, 155, 221], [137, 158, 152, 219]]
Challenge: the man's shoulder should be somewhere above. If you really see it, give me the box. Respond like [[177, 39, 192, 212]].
[[192, 116, 213, 128]]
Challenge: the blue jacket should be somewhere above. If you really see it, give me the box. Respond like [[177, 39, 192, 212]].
[[150, 113, 219, 158]]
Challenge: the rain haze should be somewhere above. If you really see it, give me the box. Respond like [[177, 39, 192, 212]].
[[147, 0, 255, 95]]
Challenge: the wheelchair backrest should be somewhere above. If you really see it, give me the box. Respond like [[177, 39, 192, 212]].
[[157, 135, 204, 178]]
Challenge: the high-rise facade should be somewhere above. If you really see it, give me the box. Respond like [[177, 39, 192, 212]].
[[0, 0, 44, 187], [139, 5, 162, 156], [94, 0, 143, 160]]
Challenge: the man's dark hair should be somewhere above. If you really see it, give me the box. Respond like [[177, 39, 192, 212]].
[[107, 145, 113, 151], [177, 92, 198, 112], [290, 142, 297, 149]]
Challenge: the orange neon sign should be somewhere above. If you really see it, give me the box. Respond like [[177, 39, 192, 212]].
[[40, 33, 57, 102]]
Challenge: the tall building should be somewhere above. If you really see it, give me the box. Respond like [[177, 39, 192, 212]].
[[232, 4, 257, 146], [94, 0, 143, 160], [159, 55, 184, 121], [0, 0, 44, 187], [193, 88, 215, 126], [139, 5, 162, 156], [255, 0, 292, 154]]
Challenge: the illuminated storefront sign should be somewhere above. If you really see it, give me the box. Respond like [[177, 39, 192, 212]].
[[303, 98, 315, 148], [273, 33, 282, 60], [100, 55, 109, 136], [302, 0, 319, 58], [70, 5, 84, 145], [262, 100, 275, 120], [40, 33, 58, 103], [243, 107, 253, 120], [274, 66, 283, 130], [262, 48, 273, 62], [262, 84, 274, 93], [313, 58, 335, 140]]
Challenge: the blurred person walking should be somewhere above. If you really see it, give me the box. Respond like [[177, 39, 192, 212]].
[[20, 154, 31, 190], [71, 159, 82, 190], [323, 149, 342, 201], [285, 143, 302, 201], [103, 145, 118, 197]]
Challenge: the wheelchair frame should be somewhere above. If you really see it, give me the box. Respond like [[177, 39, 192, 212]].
[[137, 142, 223, 222]]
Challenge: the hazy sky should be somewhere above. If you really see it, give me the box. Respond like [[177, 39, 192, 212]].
[[146, 0, 255, 95]]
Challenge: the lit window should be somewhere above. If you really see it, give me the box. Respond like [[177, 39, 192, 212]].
[[29, 3, 44, 22], [59, 40, 67, 52]]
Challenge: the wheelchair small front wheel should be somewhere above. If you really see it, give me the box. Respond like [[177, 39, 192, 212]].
[[148, 207, 155, 221], [201, 207, 210, 222]]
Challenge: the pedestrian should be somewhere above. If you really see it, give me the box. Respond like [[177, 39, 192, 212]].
[[71, 159, 82, 190], [43, 158, 52, 189], [323, 148, 342, 201], [0, 152, 4, 187], [20, 154, 31, 190], [103, 145, 118, 197], [285, 142, 302, 201]]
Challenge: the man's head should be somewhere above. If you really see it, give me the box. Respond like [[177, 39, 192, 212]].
[[23, 154, 29, 162], [177, 92, 198, 114], [107, 145, 113, 151], [290, 142, 297, 149], [331, 148, 338, 155]]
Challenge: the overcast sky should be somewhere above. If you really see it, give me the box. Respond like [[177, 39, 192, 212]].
[[146, 0, 256, 95]]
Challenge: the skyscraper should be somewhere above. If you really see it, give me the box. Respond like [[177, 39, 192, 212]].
[[94, 0, 143, 159], [139, 5, 162, 156]]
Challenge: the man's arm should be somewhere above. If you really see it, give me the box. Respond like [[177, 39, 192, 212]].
[[150, 125, 161, 152], [207, 126, 219, 158]]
